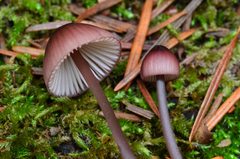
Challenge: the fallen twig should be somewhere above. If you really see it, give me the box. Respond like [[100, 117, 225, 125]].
[[125, 104, 155, 120], [89, 15, 137, 33], [32, 67, 43, 75], [98, 111, 142, 122], [27, 20, 122, 33], [121, 41, 151, 51]]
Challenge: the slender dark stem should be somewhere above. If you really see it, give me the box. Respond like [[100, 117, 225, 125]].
[[71, 50, 136, 159], [156, 75, 182, 159]]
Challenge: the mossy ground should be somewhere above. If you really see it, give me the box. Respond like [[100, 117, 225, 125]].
[[1, 0, 240, 158]]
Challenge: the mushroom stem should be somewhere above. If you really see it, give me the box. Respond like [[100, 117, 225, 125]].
[[156, 75, 182, 159], [71, 50, 136, 159]]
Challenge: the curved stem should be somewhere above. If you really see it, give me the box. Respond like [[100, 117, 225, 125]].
[[71, 50, 136, 159], [156, 75, 182, 159]]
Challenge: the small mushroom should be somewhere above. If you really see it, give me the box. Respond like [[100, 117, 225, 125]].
[[140, 45, 181, 159], [43, 23, 135, 159]]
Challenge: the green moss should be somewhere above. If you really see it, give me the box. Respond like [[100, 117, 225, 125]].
[[1, 1, 240, 158]]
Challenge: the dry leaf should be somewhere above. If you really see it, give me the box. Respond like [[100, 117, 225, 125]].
[[216, 139, 231, 148]]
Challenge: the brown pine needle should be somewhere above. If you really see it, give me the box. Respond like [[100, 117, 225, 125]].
[[123, 0, 153, 91], [206, 86, 240, 131], [74, 0, 123, 22], [0, 49, 18, 57], [136, 79, 160, 118], [189, 26, 240, 143], [114, 62, 142, 91], [114, 28, 200, 91], [163, 27, 200, 49], [147, 11, 188, 36], [211, 157, 224, 159], [12, 46, 45, 57]]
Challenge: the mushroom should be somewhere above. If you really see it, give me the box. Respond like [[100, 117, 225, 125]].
[[140, 45, 182, 159], [43, 23, 135, 159]]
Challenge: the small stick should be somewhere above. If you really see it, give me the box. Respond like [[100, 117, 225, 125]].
[[136, 79, 160, 118], [89, 15, 137, 33], [99, 111, 142, 122], [81, 20, 123, 33], [27, 21, 71, 31], [151, 0, 175, 20], [189, 26, 240, 143], [121, 41, 151, 51], [147, 11, 188, 36], [123, 0, 153, 91], [126, 104, 155, 120], [12, 46, 45, 57], [27, 20, 122, 33], [114, 28, 200, 91], [206, 86, 240, 131], [32, 67, 43, 75], [74, 0, 123, 22]]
